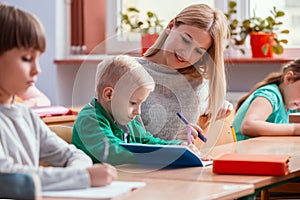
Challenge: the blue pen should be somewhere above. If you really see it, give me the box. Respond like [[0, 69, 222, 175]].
[[176, 112, 207, 143]]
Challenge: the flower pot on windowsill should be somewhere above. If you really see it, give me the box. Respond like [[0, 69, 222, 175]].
[[250, 32, 275, 58], [141, 33, 159, 55]]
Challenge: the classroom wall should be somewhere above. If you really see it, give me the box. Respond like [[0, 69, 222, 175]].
[[5, 0, 58, 104], [55, 60, 285, 106], [225, 62, 284, 106]]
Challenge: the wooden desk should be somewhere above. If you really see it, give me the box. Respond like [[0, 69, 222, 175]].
[[289, 112, 300, 123], [117, 137, 300, 196], [250, 136, 300, 143], [38, 106, 82, 126], [43, 179, 254, 200], [42, 115, 77, 126]]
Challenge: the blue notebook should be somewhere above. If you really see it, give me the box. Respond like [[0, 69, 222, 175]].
[[120, 143, 212, 167]]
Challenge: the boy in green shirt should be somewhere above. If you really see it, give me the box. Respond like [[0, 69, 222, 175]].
[[73, 55, 202, 165]]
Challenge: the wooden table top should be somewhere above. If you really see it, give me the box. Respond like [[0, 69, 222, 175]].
[[117, 137, 300, 189], [42, 179, 254, 200]]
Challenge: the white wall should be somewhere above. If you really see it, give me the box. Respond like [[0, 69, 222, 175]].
[[225, 62, 284, 107]]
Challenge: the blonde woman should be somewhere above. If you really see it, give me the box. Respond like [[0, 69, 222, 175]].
[[137, 4, 232, 141]]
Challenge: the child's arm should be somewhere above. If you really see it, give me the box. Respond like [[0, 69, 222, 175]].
[[241, 97, 300, 136], [72, 114, 136, 165]]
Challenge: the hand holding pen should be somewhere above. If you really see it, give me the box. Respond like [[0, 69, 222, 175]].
[[86, 137, 118, 187], [176, 112, 207, 143]]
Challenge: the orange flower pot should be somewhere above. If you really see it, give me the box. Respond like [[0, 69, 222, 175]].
[[250, 32, 274, 58], [141, 33, 159, 55]]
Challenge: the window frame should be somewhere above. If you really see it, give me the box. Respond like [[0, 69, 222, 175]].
[[60, 0, 300, 57], [105, 0, 222, 54]]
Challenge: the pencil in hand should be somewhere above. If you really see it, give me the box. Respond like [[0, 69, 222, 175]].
[[176, 112, 207, 143]]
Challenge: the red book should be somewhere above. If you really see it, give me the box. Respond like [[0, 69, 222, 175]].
[[213, 153, 290, 176]]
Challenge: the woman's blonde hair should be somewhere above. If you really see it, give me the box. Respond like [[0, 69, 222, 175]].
[[144, 4, 229, 122], [0, 3, 46, 55], [236, 59, 300, 111]]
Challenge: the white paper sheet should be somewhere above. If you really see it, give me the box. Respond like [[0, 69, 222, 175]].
[[43, 181, 146, 199]]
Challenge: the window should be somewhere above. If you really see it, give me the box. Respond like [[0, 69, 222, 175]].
[[241, 0, 299, 57], [106, 0, 216, 54], [249, 0, 300, 46], [63, 0, 300, 57]]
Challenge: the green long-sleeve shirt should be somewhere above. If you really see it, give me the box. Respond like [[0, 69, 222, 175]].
[[72, 98, 182, 165]]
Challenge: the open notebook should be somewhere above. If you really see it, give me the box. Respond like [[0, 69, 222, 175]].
[[120, 143, 212, 167], [43, 181, 146, 199]]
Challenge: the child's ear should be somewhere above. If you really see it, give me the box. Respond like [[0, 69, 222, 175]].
[[102, 87, 114, 102], [284, 71, 295, 84]]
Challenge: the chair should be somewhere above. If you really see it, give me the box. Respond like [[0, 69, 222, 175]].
[[0, 172, 41, 200], [49, 125, 73, 144], [195, 111, 236, 149]]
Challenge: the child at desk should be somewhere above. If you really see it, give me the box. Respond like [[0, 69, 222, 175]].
[[15, 85, 51, 107], [72, 55, 203, 165], [232, 59, 300, 141], [0, 3, 117, 191]]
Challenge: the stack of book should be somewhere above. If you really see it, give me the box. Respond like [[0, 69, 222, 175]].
[[32, 106, 77, 117]]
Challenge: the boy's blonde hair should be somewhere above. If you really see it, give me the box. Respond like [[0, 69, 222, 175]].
[[144, 4, 229, 123], [0, 3, 46, 55], [95, 55, 155, 99]]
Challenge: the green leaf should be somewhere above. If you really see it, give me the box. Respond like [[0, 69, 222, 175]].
[[229, 1, 237, 9], [128, 7, 140, 13], [277, 11, 285, 17], [262, 45, 269, 55], [281, 30, 290, 34], [147, 11, 154, 18]]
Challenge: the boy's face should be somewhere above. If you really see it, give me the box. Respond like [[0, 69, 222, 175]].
[[111, 86, 151, 125], [0, 48, 41, 97]]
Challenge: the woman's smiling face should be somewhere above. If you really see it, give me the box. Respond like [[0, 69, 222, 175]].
[[161, 24, 212, 70]]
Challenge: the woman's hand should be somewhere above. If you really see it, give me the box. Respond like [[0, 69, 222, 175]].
[[216, 100, 233, 120]]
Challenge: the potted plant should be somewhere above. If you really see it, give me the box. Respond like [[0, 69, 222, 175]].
[[225, 1, 289, 58], [119, 7, 164, 54]]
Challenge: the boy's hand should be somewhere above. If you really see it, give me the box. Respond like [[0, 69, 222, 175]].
[[183, 143, 202, 158], [87, 163, 117, 187], [176, 124, 203, 143]]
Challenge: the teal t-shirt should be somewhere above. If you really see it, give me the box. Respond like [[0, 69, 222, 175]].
[[232, 84, 296, 141]]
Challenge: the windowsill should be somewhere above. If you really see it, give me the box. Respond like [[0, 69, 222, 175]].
[[54, 52, 140, 64], [55, 46, 299, 65], [54, 55, 294, 65], [224, 57, 294, 64]]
